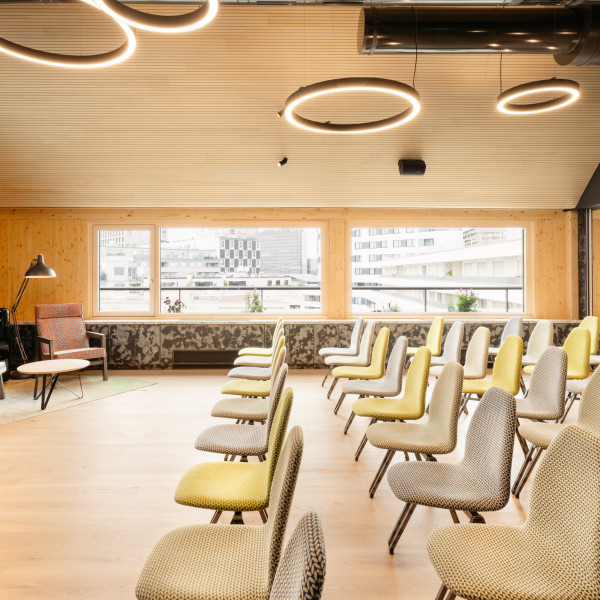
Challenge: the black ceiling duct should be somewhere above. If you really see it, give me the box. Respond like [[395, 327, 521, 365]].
[[359, 6, 600, 66]]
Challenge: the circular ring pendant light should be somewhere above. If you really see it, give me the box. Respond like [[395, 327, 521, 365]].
[[0, 0, 136, 69], [497, 78, 580, 115], [279, 77, 421, 134], [93, 0, 218, 34]]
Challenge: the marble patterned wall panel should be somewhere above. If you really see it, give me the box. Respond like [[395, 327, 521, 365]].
[[286, 323, 314, 366], [109, 323, 137, 367], [136, 324, 161, 368], [203, 323, 264, 351], [313, 323, 339, 365]]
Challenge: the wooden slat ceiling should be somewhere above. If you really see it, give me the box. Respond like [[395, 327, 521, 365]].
[[0, 3, 599, 209]]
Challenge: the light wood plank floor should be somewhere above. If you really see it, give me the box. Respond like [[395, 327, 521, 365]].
[[0, 369, 578, 599]]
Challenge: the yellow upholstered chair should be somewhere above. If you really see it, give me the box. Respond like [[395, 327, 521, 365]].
[[461, 335, 522, 415], [407, 316, 443, 358], [221, 336, 286, 398], [233, 325, 285, 368], [238, 318, 283, 357], [580, 316, 600, 357], [329, 327, 390, 400], [174, 386, 294, 524], [346, 347, 431, 461]]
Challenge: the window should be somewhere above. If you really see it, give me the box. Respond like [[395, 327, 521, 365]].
[[351, 227, 525, 314]]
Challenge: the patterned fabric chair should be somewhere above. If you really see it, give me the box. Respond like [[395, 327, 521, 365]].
[[269, 512, 326, 600], [365, 361, 464, 498], [488, 316, 523, 358], [175, 386, 293, 524], [319, 317, 363, 358], [238, 318, 283, 356], [386, 387, 516, 554], [428, 425, 600, 600], [35, 303, 107, 380], [136, 426, 304, 600], [335, 336, 407, 417], [234, 326, 285, 368], [430, 321, 464, 369], [461, 326, 490, 380], [228, 335, 285, 381]]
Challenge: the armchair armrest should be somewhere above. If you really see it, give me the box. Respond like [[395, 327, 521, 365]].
[[37, 336, 55, 360], [86, 330, 106, 348]]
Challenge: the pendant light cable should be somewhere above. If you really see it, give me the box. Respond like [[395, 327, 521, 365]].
[[412, 6, 418, 89]]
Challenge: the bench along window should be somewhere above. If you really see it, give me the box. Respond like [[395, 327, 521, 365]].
[[351, 227, 525, 313], [159, 227, 321, 314]]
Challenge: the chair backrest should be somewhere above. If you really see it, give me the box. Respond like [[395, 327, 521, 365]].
[[355, 321, 375, 363], [271, 326, 285, 353], [563, 327, 591, 379], [490, 336, 523, 396], [526, 425, 600, 580], [266, 386, 294, 492], [463, 326, 491, 379], [579, 315, 600, 356], [266, 425, 304, 586], [269, 337, 287, 385], [526, 347, 568, 420], [401, 347, 431, 419], [524, 320, 554, 361], [380, 336, 408, 395], [462, 387, 516, 510], [271, 318, 284, 345], [269, 512, 326, 600], [368, 327, 390, 377], [35, 303, 89, 355], [264, 363, 288, 442], [426, 361, 464, 453], [501, 316, 523, 344], [426, 316, 444, 356], [348, 317, 364, 355], [439, 321, 464, 363], [577, 366, 600, 436]]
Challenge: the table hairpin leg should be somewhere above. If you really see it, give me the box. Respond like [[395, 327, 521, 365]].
[[33, 370, 84, 410]]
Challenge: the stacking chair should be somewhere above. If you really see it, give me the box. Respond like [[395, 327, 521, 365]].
[[519, 319, 554, 393], [195, 364, 288, 462], [461, 326, 490, 380], [512, 365, 600, 497], [386, 387, 516, 554], [136, 426, 304, 600], [269, 512, 327, 600], [428, 425, 600, 600], [580, 315, 600, 369], [227, 334, 285, 381], [233, 325, 285, 368], [327, 327, 390, 401], [429, 321, 464, 374], [513, 346, 567, 457], [221, 337, 286, 398], [365, 361, 464, 498], [461, 336, 522, 415], [175, 386, 294, 524], [346, 347, 431, 460], [238, 317, 283, 357], [407, 316, 444, 358], [488, 316, 522, 359], [334, 336, 408, 416], [323, 321, 375, 397], [319, 317, 363, 388]]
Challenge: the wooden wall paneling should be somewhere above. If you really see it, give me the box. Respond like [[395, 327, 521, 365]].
[[325, 219, 347, 319]]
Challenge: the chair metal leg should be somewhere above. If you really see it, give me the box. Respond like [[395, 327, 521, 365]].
[[33, 375, 39, 399], [321, 368, 331, 387], [210, 511, 223, 524], [230, 511, 244, 525], [355, 418, 376, 461], [459, 393, 472, 416], [434, 584, 456, 600], [388, 502, 417, 554], [258, 509, 268, 523], [464, 511, 485, 524], [102, 356, 108, 381], [560, 392, 576, 423], [512, 444, 535, 496], [415, 453, 423, 461], [520, 374, 527, 396], [513, 445, 543, 498], [369, 449, 396, 498], [0, 374, 4, 400], [515, 421, 529, 456], [344, 411, 356, 435], [425, 454, 437, 462], [327, 377, 339, 399], [449, 509, 460, 524], [334, 392, 347, 415]]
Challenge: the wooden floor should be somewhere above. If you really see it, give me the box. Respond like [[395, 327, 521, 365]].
[[0, 368, 578, 600]]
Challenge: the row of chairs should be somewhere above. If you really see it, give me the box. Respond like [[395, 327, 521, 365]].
[[135, 319, 327, 600]]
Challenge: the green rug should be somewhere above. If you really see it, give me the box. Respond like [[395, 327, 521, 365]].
[[0, 372, 155, 425]]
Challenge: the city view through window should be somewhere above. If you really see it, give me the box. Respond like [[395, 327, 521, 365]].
[[98, 227, 321, 313], [352, 227, 525, 313]]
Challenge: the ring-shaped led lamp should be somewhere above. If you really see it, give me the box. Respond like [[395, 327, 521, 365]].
[[497, 78, 580, 115], [279, 77, 421, 134], [93, 0, 218, 33], [0, 0, 136, 69]]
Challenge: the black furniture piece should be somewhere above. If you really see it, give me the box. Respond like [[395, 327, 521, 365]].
[[0, 307, 10, 383]]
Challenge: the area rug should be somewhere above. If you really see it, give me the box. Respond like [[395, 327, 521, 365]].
[[0, 372, 156, 425]]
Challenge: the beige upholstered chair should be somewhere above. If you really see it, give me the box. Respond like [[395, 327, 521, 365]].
[[228, 335, 285, 380], [365, 361, 464, 498], [512, 364, 600, 497], [488, 316, 522, 358], [233, 326, 285, 368], [521, 320, 554, 366], [430, 321, 464, 369], [428, 425, 600, 600], [194, 364, 288, 461], [136, 426, 304, 600], [334, 335, 407, 416], [238, 318, 283, 356], [269, 512, 326, 600], [461, 326, 490, 380], [386, 387, 516, 554], [319, 317, 364, 387], [580, 316, 600, 367]]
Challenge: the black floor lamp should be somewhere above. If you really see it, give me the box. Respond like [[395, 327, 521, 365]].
[[10, 254, 56, 379]]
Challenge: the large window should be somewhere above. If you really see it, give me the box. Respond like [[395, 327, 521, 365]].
[[351, 227, 525, 314]]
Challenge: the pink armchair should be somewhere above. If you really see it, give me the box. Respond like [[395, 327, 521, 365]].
[[35, 303, 108, 380]]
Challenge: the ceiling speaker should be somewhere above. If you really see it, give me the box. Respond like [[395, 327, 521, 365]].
[[399, 159, 426, 176]]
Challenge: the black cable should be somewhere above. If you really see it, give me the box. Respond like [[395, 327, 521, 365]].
[[412, 6, 418, 89]]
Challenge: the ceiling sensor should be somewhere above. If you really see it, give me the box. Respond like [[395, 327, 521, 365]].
[[277, 157, 288, 167], [399, 159, 426, 175]]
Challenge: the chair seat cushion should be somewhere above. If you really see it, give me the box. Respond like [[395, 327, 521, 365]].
[[319, 347, 357, 357], [387, 461, 506, 512], [50, 348, 105, 361], [515, 397, 562, 421], [566, 375, 591, 395], [524, 364, 590, 379], [462, 379, 493, 396], [136, 523, 269, 600], [195, 423, 267, 456], [591, 354, 600, 366], [221, 379, 270, 397], [428, 523, 594, 600], [332, 364, 383, 380], [341, 377, 400, 397], [352, 396, 424, 421], [238, 347, 273, 357], [234, 355, 272, 368], [324, 354, 369, 367], [211, 397, 268, 421], [228, 366, 271, 381], [175, 461, 269, 511], [518, 421, 565, 450], [366, 421, 455, 455], [488, 347, 500, 356], [407, 346, 440, 357]]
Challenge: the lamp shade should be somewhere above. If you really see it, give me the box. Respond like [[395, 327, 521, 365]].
[[24, 255, 56, 278]]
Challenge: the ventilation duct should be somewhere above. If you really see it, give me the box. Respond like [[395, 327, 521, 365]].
[[359, 6, 600, 66]]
